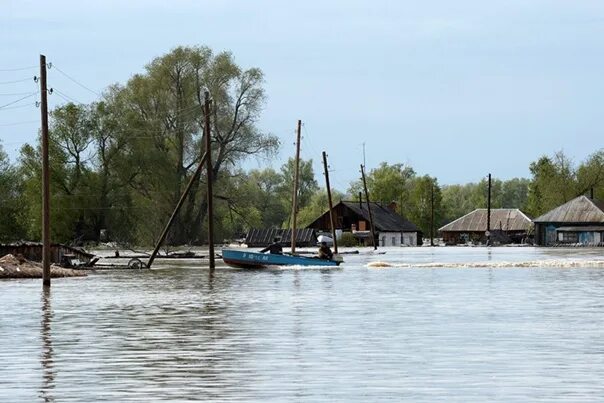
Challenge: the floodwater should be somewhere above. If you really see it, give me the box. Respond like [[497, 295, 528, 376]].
[[1, 247, 604, 402]]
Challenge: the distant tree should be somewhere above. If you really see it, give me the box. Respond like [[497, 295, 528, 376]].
[[298, 189, 346, 227], [0, 142, 26, 242], [407, 176, 442, 236]]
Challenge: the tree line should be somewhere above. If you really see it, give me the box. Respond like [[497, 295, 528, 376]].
[[0, 46, 603, 246]]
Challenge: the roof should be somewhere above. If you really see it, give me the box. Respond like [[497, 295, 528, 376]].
[[556, 226, 604, 232], [339, 201, 420, 232], [245, 228, 317, 247], [438, 209, 533, 232], [0, 241, 95, 258], [533, 196, 604, 223]]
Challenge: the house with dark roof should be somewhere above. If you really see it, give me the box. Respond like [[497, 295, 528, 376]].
[[533, 195, 604, 246], [306, 200, 422, 246], [438, 208, 533, 245]]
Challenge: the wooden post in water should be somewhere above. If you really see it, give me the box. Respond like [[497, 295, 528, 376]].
[[147, 152, 208, 268], [322, 151, 338, 254], [487, 173, 491, 245], [204, 92, 215, 269], [361, 164, 377, 250], [40, 55, 51, 287], [290, 120, 301, 254]]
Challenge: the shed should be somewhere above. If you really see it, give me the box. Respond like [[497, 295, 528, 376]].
[[0, 241, 96, 266], [306, 200, 422, 246], [438, 208, 533, 245], [533, 196, 604, 246], [245, 228, 318, 248]]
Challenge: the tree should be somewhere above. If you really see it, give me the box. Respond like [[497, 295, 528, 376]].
[[0, 142, 26, 242], [407, 176, 442, 236], [278, 157, 319, 227]]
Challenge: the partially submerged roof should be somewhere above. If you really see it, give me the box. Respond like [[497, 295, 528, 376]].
[[439, 209, 533, 232], [533, 196, 604, 223], [339, 201, 420, 232]]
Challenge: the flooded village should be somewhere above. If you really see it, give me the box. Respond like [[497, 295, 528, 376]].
[[2, 1, 604, 402]]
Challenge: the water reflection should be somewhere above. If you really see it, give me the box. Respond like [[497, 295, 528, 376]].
[[39, 287, 55, 402]]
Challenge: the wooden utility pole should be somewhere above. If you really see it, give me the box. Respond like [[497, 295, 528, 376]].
[[360, 164, 377, 250], [290, 119, 302, 254], [322, 151, 338, 254], [147, 152, 208, 268], [40, 55, 51, 287], [430, 183, 435, 247], [487, 173, 491, 245], [204, 92, 215, 269]]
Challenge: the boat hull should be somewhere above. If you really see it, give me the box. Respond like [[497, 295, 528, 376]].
[[221, 249, 340, 268]]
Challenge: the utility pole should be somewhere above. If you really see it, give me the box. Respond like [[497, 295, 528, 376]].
[[290, 120, 301, 254], [430, 183, 435, 247], [360, 164, 377, 250], [487, 173, 491, 245], [40, 55, 51, 287], [322, 151, 338, 254], [204, 92, 215, 269]]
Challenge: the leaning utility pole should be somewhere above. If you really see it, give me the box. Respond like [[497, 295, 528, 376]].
[[322, 151, 338, 254], [290, 120, 302, 254], [204, 92, 215, 269], [360, 164, 377, 250], [487, 173, 492, 245], [40, 55, 51, 286]]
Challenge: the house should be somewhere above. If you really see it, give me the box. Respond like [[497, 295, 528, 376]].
[[438, 208, 533, 245], [306, 200, 422, 246], [533, 195, 604, 246], [0, 241, 96, 266]]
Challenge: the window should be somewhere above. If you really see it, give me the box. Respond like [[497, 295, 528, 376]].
[[560, 232, 578, 243]]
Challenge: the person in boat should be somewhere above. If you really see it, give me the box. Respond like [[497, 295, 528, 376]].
[[318, 241, 333, 260], [260, 237, 283, 254]]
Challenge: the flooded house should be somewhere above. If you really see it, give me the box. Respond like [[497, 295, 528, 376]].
[[439, 208, 533, 245], [533, 195, 604, 246], [306, 200, 422, 246]]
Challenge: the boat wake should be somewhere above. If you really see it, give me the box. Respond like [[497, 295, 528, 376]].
[[367, 259, 604, 269]]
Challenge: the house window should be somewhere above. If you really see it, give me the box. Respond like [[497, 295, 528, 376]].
[[391, 236, 396, 246], [560, 232, 578, 243]]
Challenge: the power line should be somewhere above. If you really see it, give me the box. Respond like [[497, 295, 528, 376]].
[[49, 64, 101, 96], [0, 77, 34, 85], [52, 88, 83, 105], [0, 92, 39, 109], [0, 120, 39, 127], [0, 65, 37, 72], [0, 91, 34, 97], [0, 102, 38, 111]]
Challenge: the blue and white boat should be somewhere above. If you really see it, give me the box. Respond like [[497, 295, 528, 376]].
[[221, 249, 341, 268]]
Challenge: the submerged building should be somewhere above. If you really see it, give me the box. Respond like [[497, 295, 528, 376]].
[[533, 195, 604, 246], [438, 208, 533, 245], [307, 200, 422, 246]]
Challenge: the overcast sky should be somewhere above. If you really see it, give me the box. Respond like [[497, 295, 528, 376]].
[[1, 0, 603, 190]]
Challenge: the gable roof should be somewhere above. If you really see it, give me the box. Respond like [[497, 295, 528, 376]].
[[339, 201, 420, 232], [438, 208, 533, 232], [533, 195, 604, 223]]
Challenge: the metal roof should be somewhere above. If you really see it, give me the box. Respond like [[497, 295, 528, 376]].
[[438, 209, 533, 232], [339, 201, 420, 232], [533, 196, 604, 223]]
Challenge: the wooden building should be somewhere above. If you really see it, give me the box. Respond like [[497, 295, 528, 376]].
[[438, 208, 533, 245], [533, 195, 604, 246], [245, 228, 318, 247], [0, 241, 96, 266], [306, 200, 422, 246]]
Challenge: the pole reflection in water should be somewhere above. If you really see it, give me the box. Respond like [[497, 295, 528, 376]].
[[39, 287, 55, 402]]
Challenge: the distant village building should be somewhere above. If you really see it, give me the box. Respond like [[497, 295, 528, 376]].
[[533, 195, 604, 246], [438, 208, 533, 245], [0, 241, 96, 266], [307, 200, 422, 246]]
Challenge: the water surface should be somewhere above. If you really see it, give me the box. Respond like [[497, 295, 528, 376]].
[[1, 247, 604, 401]]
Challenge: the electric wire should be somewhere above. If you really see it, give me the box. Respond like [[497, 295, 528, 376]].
[[0, 77, 34, 85], [49, 64, 101, 96], [0, 65, 37, 72], [0, 92, 39, 109]]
